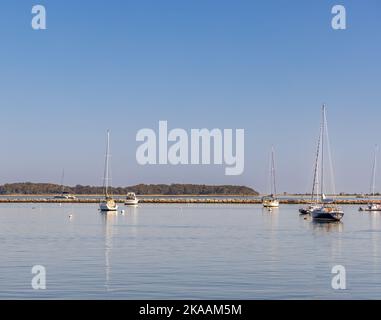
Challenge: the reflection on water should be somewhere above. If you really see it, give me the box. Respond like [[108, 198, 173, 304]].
[[368, 212, 381, 271], [262, 207, 279, 229], [102, 212, 115, 291], [369, 212, 381, 229], [1, 204, 381, 299], [311, 220, 344, 233]]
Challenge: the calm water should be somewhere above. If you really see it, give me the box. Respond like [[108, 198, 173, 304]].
[[0, 203, 380, 299]]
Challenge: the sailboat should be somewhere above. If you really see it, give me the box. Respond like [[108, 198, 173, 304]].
[[262, 147, 279, 208], [299, 121, 322, 215], [311, 105, 344, 222], [99, 130, 118, 212], [54, 169, 77, 200], [359, 146, 381, 212]]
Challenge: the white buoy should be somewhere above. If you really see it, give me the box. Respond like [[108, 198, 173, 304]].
[[68, 214, 73, 219], [120, 210, 125, 215]]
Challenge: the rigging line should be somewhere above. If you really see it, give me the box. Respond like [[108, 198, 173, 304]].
[[103, 130, 110, 197], [324, 106, 337, 200], [320, 105, 325, 199], [60, 168, 65, 194], [272, 147, 277, 196], [311, 117, 322, 203], [267, 149, 272, 195], [370, 145, 378, 197]]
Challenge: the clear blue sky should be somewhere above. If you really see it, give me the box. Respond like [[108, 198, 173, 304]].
[[0, 0, 380, 193]]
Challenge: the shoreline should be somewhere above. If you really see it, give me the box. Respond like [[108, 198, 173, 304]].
[[0, 198, 378, 205]]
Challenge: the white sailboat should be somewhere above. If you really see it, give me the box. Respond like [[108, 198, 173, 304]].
[[359, 145, 381, 212], [54, 169, 77, 200], [299, 121, 322, 215], [311, 105, 344, 222], [99, 130, 118, 212], [262, 147, 279, 208]]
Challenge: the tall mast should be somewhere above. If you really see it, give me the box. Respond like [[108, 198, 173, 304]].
[[371, 145, 378, 197], [315, 160, 320, 203], [320, 105, 325, 200], [103, 130, 110, 198], [271, 146, 277, 195], [311, 120, 322, 203], [60, 168, 65, 194]]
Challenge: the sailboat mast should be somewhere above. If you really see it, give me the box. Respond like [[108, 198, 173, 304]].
[[60, 168, 65, 194], [103, 130, 110, 198], [371, 145, 378, 197], [315, 160, 319, 203], [311, 121, 322, 203], [320, 105, 325, 200], [271, 147, 277, 195]]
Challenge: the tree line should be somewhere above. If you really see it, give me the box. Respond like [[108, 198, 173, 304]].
[[0, 182, 258, 195]]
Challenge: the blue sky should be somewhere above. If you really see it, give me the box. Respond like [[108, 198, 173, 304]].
[[0, 0, 380, 193]]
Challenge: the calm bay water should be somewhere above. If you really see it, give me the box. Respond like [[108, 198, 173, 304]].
[[0, 203, 380, 299]]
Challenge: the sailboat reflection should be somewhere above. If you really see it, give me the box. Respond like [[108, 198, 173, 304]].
[[369, 213, 380, 270], [101, 212, 117, 291], [262, 207, 279, 229], [311, 220, 343, 233]]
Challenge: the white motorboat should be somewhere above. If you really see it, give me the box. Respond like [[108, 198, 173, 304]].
[[125, 192, 139, 206], [359, 203, 381, 212], [54, 192, 77, 200]]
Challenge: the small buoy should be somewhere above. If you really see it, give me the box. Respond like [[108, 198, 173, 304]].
[[120, 210, 125, 215], [68, 214, 73, 219]]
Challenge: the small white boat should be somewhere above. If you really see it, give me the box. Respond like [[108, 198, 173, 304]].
[[54, 192, 77, 200], [359, 203, 381, 212], [125, 192, 139, 206], [262, 195, 279, 208], [100, 130, 118, 212]]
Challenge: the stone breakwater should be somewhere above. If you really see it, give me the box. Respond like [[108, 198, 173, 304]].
[[0, 197, 378, 205]]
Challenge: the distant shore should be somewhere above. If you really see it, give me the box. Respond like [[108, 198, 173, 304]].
[[0, 195, 378, 205]]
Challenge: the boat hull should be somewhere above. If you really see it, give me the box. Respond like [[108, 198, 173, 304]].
[[124, 199, 139, 206], [299, 208, 310, 215], [312, 209, 343, 221], [99, 200, 118, 212], [359, 204, 381, 212], [263, 200, 279, 208], [299, 205, 320, 215]]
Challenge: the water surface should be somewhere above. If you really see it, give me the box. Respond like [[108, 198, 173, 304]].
[[0, 203, 380, 299]]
